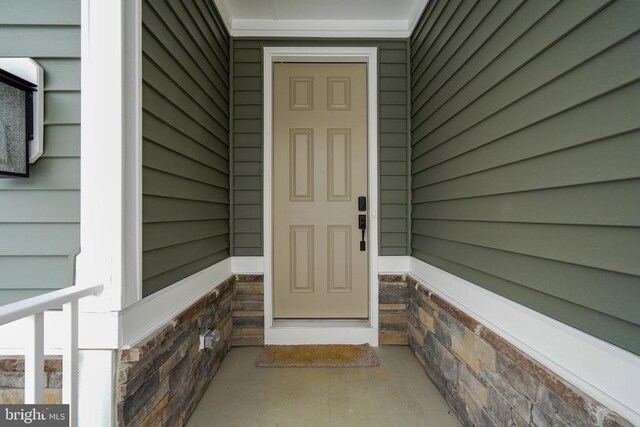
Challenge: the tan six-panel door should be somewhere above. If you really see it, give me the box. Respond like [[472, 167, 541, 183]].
[[273, 63, 368, 319]]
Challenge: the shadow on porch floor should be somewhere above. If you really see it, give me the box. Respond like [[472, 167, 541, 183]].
[[188, 346, 461, 427]]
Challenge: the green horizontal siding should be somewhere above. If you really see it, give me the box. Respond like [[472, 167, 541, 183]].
[[0, 0, 81, 305], [142, 0, 230, 296], [410, 0, 640, 355], [231, 38, 411, 256]]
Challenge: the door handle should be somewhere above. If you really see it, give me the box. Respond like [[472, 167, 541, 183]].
[[358, 214, 367, 251]]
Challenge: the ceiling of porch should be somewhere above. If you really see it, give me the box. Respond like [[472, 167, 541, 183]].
[[214, 0, 429, 38]]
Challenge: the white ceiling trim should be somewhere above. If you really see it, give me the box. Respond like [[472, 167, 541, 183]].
[[214, 0, 429, 39], [231, 19, 411, 38], [229, 29, 412, 39], [408, 0, 430, 35], [213, 0, 233, 33]]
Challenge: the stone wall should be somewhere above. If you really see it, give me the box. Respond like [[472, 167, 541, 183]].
[[231, 275, 264, 346], [115, 274, 266, 426], [379, 274, 409, 345], [406, 276, 632, 427], [116, 278, 235, 426], [0, 357, 62, 404], [230, 274, 411, 346]]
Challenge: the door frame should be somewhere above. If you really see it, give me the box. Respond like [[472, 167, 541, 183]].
[[263, 46, 379, 345]]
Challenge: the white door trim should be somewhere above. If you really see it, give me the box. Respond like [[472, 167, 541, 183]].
[[263, 47, 379, 345]]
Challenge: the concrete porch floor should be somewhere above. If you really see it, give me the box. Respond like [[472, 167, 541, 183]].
[[188, 346, 462, 427]]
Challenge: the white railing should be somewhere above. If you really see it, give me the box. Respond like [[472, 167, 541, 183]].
[[0, 284, 103, 427]]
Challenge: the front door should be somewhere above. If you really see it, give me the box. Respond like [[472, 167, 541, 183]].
[[273, 63, 369, 319]]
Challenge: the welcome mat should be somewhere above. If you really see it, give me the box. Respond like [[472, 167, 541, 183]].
[[256, 344, 380, 368]]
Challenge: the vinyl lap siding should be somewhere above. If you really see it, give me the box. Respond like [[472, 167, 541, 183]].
[[142, 0, 230, 296], [0, 0, 81, 305], [232, 38, 411, 256], [410, 0, 640, 354]]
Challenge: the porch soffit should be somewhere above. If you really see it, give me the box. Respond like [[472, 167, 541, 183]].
[[214, 0, 429, 38]]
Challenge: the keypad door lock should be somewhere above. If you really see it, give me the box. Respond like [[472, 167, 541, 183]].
[[358, 196, 367, 212]]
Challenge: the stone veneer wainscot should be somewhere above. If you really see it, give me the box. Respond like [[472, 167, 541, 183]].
[[405, 276, 632, 427], [115, 275, 264, 426], [0, 356, 62, 404], [379, 274, 410, 345], [116, 278, 235, 426]]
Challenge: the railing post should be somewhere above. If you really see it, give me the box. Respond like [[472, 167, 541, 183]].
[[63, 300, 78, 427], [24, 312, 44, 403]]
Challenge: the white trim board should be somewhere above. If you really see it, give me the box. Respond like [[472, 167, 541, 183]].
[[123, 0, 143, 306], [231, 256, 264, 274], [266, 326, 379, 346], [232, 256, 409, 274], [378, 256, 410, 273], [119, 258, 233, 348], [262, 47, 379, 346], [227, 21, 412, 38], [409, 257, 640, 425]]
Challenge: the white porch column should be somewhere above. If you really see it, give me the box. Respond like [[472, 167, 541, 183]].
[[77, 0, 142, 425], [77, 0, 142, 317], [78, 350, 116, 426]]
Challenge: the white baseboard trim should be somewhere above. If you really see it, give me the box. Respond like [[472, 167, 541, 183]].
[[409, 257, 640, 425], [378, 256, 410, 273], [265, 326, 378, 346], [231, 256, 264, 274], [234, 256, 405, 274], [119, 258, 233, 348]]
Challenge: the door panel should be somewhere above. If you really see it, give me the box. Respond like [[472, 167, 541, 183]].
[[290, 225, 314, 293], [327, 129, 351, 201], [289, 129, 314, 201], [327, 225, 352, 293], [273, 63, 368, 319]]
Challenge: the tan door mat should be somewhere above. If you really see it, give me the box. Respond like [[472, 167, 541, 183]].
[[256, 344, 380, 368]]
